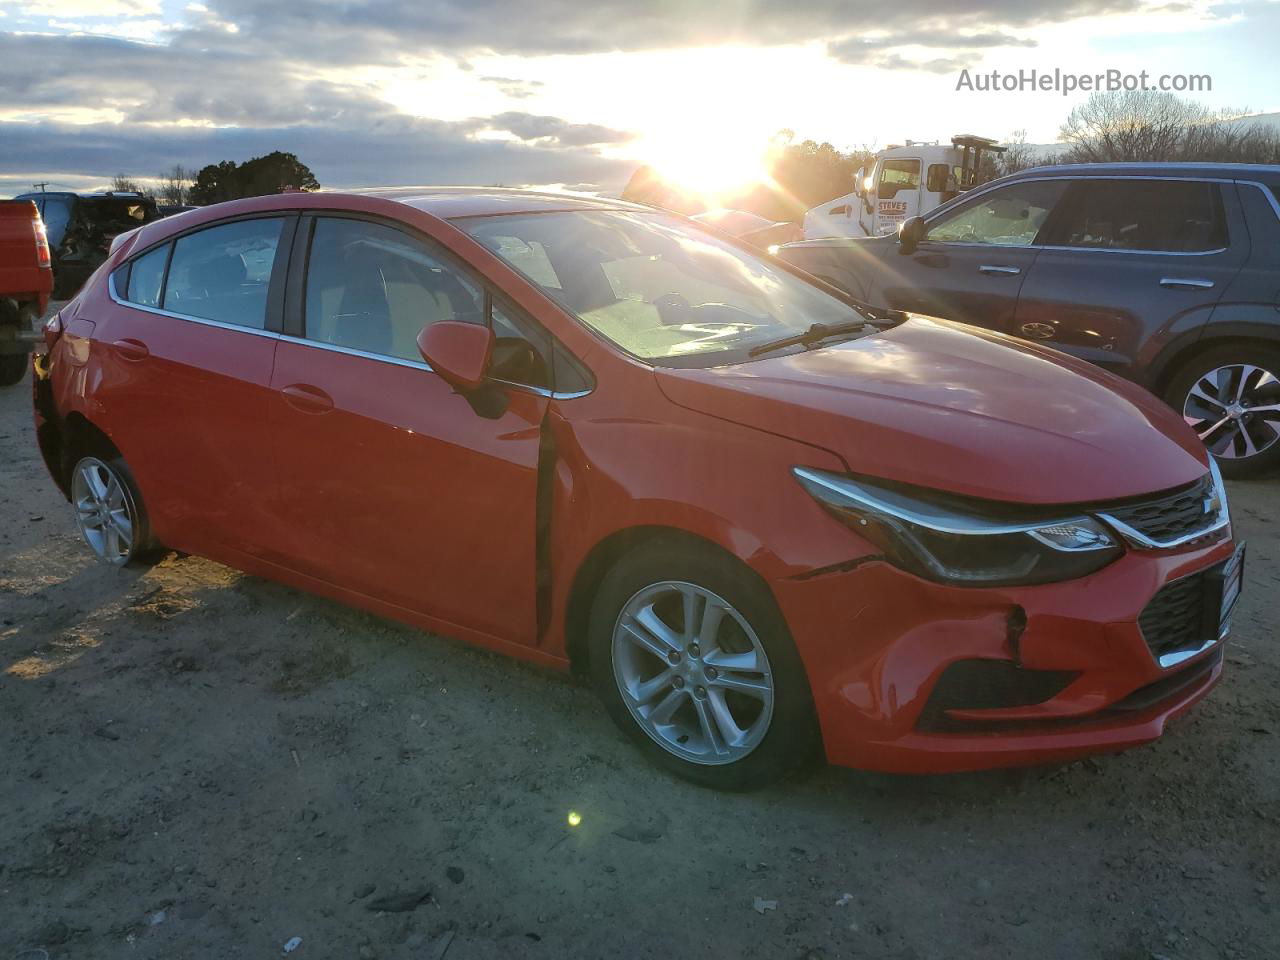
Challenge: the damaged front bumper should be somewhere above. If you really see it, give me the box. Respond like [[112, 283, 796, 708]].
[[771, 535, 1237, 774]]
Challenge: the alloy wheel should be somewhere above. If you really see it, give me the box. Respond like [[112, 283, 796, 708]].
[[611, 580, 774, 766], [1182, 363, 1280, 460], [72, 458, 136, 565]]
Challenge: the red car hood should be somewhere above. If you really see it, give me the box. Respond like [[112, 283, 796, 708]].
[[656, 316, 1209, 505]]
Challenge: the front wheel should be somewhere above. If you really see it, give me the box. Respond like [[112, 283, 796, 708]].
[[588, 541, 820, 790], [1166, 344, 1280, 479]]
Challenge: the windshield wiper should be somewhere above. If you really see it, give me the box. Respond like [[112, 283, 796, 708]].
[[748, 319, 885, 358]]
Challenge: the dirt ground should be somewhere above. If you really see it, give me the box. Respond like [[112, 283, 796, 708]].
[[1, 329, 1277, 960]]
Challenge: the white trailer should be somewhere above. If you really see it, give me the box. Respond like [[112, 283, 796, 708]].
[[803, 135, 1006, 240]]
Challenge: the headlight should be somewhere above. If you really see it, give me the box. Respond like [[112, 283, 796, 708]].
[[793, 467, 1122, 587], [1209, 455, 1229, 525]]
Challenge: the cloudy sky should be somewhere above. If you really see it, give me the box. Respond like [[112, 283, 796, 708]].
[[1, 0, 1278, 199]]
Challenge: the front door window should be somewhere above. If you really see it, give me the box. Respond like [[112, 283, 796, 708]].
[[926, 181, 1067, 246]]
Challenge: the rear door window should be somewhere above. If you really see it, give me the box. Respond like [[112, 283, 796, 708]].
[[163, 218, 284, 328], [1042, 180, 1228, 252]]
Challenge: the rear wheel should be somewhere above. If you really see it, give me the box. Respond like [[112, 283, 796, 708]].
[[0, 303, 34, 386], [70, 456, 157, 566], [588, 540, 820, 790], [0, 353, 26, 386], [1167, 344, 1280, 478]]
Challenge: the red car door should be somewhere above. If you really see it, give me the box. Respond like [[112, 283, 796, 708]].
[[267, 215, 548, 646], [92, 215, 294, 558]]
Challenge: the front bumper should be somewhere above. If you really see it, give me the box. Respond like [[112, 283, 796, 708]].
[[772, 536, 1237, 773]]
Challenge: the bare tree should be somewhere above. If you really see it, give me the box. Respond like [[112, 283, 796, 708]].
[[1059, 90, 1280, 163], [999, 129, 1044, 175], [1179, 117, 1280, 163], [156, 164, 194, 205], [110, 174, 146, 194]]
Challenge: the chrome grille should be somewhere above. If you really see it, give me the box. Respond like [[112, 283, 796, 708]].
[[1097, 473, 1226, 549]]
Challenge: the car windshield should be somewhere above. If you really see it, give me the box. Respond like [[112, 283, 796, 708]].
[[458, 210, 866, 367]]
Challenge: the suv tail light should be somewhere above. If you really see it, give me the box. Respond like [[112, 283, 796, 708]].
[[33, 220, 51, 269]]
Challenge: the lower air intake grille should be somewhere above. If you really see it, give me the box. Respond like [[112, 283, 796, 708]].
[[916, 660, 1078, 732], [1138, 566, 1215, 661]]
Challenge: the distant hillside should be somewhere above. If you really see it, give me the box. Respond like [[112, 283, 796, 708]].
[[1230, 111, 1280, 133]]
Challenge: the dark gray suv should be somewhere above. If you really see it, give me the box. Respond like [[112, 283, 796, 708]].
[[13, 190, 160, 298], [778, 163, 1280, 477]]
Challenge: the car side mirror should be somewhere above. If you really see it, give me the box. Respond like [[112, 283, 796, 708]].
[[417, 321, 494, 392], [898, 216, 926, 255]]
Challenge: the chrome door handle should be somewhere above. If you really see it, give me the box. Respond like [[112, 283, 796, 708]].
[[1160, 278, 1214, 289], [979, 265, 1021, 275]]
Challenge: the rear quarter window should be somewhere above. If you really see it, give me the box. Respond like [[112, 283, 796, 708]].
[[125, 244, 169, 307]]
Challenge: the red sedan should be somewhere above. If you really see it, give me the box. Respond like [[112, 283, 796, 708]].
[[32, 189, 1242, 789]]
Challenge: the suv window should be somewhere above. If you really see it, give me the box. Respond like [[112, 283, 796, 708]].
[[305, 217, 485, 363], [163, 218, 284, 328], [40, 196, 75, 248], [1042, 179, 1227, 252], [926, 180, 1067, 246], [879, 159, 920, 200]]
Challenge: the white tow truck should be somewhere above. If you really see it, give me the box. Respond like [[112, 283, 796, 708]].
[[802, 135, 1006, 240]]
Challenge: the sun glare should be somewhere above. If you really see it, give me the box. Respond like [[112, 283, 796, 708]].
[[636, 132, 774, 204]]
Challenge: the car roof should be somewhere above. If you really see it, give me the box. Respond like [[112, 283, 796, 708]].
[[354, 186, 652, 219], [1005, 162, 1280, 185]]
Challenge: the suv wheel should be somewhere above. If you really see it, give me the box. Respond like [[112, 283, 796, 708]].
[[1167, 344, 1280, 479], [588, 540, 820, 790]]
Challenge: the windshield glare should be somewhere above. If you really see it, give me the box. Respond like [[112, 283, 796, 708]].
[[458, 210, 863, 366]]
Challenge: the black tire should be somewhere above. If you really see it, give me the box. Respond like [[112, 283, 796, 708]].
[[0, 352, 27, 387], [1165, 344, 1280, 479], [69, 454, 161, 567], [0, 301, 33, 386], [588, 538, 821, 790]]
